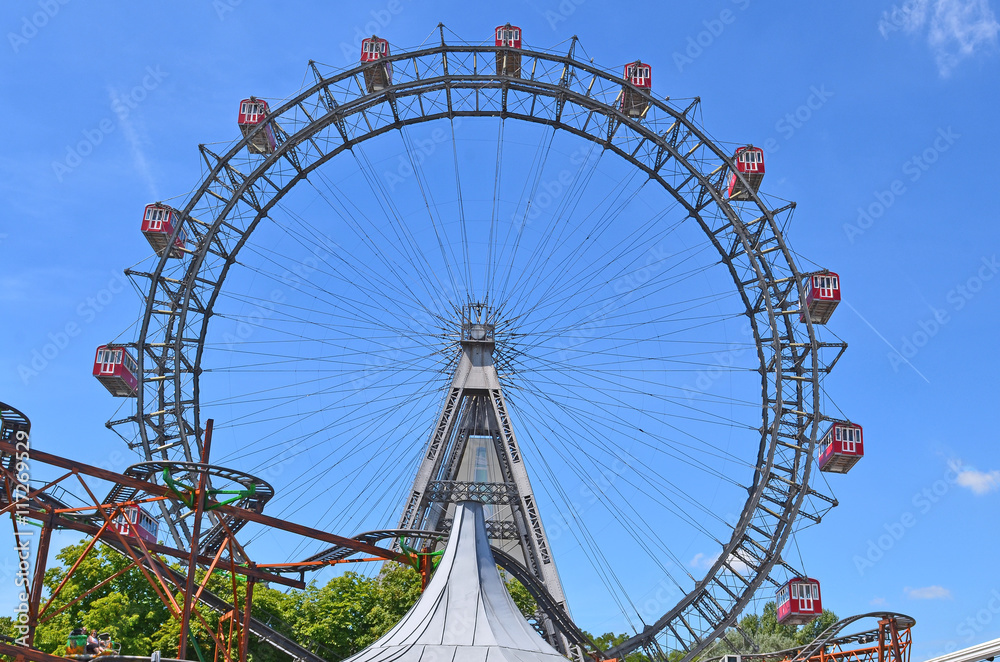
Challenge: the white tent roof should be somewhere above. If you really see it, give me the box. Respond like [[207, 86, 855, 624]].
[[343, 501, 568, 662]]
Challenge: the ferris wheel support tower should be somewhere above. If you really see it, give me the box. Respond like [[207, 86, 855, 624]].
[[396, 304, 573, 655]]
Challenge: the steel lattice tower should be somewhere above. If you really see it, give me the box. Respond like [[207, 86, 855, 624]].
[[396, 304, 574, 655]]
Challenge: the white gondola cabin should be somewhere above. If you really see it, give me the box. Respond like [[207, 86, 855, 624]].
[[112, 504, 159, 544], [361, 36, 392, 93], [237, 97, 276, 155], [727, 145, 765, 200], [495, 23, 522, 77], [819, 422, 864, 474], [140, 203, 186, 258], [776, 577, 822, 625], [93, 345, 138, 397], [801, 272, 841, 324], [621, 61, 651, 118]]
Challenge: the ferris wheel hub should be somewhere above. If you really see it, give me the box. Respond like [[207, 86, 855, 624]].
[[461, 302, 496, 346]]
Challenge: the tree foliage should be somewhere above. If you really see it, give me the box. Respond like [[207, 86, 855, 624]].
[[15, 540, 429, 661], [4, 540, 844, 662], [584, 631, 651, 662], [702, 602, 839, 658], [279, 563, 422, 659], [585, 603, 840, 662], [1, 616, 17, 642], [504, 575, 538, 619], [31, 541, 173, 656]]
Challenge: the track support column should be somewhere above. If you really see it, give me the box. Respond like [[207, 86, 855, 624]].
[[26, 508, 53, 647], [179, 419, 214, 659]]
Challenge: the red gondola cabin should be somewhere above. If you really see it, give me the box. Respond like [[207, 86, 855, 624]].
[[93, 345, 138, 397], [112, 504, 159, 544], [141, 203, 186, 258], [819, 422, 864, 474], [777, 577, 822, 625], [621, 61, 651, 118], [361, 36, 392, 93], [495, 24, 522, 77], [727, 145, 765, 200], [801, 272, 841, 324], [238, 97, 277, 155]]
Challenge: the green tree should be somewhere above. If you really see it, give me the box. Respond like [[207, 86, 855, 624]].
[[582, 631, 650, 662], [503, 575, 538, 619], [702, 602, 840, 658], [14, 539, 601, 662], [32, 541, 172, 656], [1, 615, 17, 642], [794, 609, 838, 646], [364, 564, 424, 643], [22, 540, 298, 660], [275, 563, 422, 659]]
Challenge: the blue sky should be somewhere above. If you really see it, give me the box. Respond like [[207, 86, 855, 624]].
[[2, 1, 1000, 659]]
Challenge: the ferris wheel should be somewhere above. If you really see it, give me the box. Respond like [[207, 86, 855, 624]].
[[94, 24, 860, 662]]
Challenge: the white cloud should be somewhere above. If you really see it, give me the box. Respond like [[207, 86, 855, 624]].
[[931, 0, 1000, 74], [870, 596, 888, 606], [885, 0, 1000, 75], [949, 458, 1000, 494], [894, 1, 939, 32], [956, 467, 1000, 494], [905, 585, 953, 600], [689, 551, 750, 576], [689, 552, 715, 570]]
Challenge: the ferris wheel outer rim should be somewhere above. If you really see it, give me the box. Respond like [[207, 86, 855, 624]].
[[127, 41, 828, 661], [135, 43, 822, 658]]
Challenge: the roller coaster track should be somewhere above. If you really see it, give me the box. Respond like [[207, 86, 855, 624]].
[[788, 612, 914, 662], [491, 547, 597, 654], [706, 612, 916, 662], [102, 462, 274, 555], [0, 401, 30, 503], [0, 400, 327, 662], [12, 483, 329, 662]]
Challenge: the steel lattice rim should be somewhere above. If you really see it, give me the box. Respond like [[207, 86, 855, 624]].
[[118, 38, 838, 662]]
